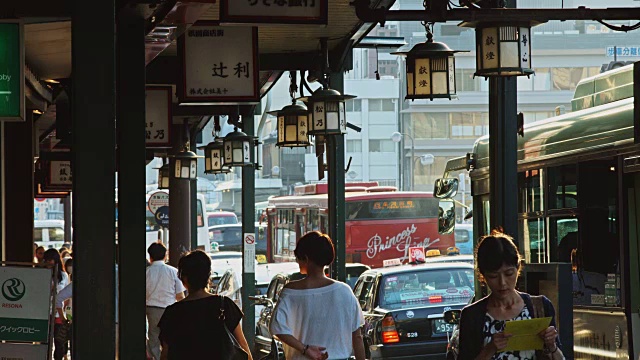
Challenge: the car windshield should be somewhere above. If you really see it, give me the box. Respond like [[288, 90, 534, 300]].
[[208, 215, 237, 227], [379, 268, 474, 310]]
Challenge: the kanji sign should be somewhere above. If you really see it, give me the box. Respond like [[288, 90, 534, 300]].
[[49, 161, 72, 186], [145, 86, 172, 147], [0, 21, 24, 121], [179, 24, 259, 103], [220, 0, 327, 25], [606, 46, 640, 57], [148, 191, 169, 215], [243, 233, 256, 273], [0, 266, 53, 343]]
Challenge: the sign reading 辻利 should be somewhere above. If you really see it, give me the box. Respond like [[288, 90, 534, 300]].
[[0, 21, 24, 121], [179, 24, 259, 103], [220, 0, 327, 25]]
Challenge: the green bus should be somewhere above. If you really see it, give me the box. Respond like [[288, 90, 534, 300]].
[[440, 63, 639, 359]]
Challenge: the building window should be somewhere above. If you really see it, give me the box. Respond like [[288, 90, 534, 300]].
[[450, 113, 489, 139], [347, 140, 362, 153], [412, 112, 449, 139], [345, 99, 362, 112], [369, 139, 395, 152], [369, 99, 395, 112]]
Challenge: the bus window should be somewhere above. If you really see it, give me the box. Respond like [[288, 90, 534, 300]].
[[518, 169, 544, 214], [345, 198, 439, 220], [519, 218, 546, 264], [548, 165, 577, 210], [551, 217, 578, 262]]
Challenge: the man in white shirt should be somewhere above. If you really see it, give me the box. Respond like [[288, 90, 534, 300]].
[[146, 243, 185, 360]]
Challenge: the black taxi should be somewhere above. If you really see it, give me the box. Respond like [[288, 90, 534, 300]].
[[353, 261, 475, 359]]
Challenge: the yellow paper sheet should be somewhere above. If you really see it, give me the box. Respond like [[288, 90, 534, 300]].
[[502, 317, 552, 352]]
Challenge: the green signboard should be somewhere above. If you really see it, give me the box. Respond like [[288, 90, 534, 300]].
[[0, 21, 23, 121]]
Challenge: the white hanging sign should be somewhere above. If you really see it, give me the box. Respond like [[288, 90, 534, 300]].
[[179, 24, 259, 104], [243, 233, 256, 273], [145, 86, 172, 148], [49, 161, 72, 186], [220, 0, 328, 25]]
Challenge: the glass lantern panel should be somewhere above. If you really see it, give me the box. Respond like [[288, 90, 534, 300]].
[[325, 101, 340, 130], [285, 116, 298, 142], [312, 101, 326, 131], [224, 142, 233, 163], [481, 27, 499, 70], [161, 176, 169, 189], [519, 27, 531, 70], [180, 163, 190, 178], [242, 141, 251, 163], [448, 57, 456, 93], [232, 141, 244, 163], [407, 71, 415, 96], [175, 159, 182, 178], [205, 157, 211, 171], [414, 58, 431, 95], [212, 149, 222, 170], [432, 72, 448, 95], [297, 115, 308, 141], [189, 160, 197, 178], [500, 41, 520, 69], [278, 115, 285, 143]]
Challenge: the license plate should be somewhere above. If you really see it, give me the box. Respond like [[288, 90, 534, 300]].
[[433, 319, 454, 334]]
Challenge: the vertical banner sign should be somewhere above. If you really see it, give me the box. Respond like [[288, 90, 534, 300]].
[[179, 24, 259, 103], [49, 161, 72, 187], [0, 267, 53, 343], [145, 86, 172, 147], [243, 233, 256, 273], [220, 0, 328, 25], [0, 20, 24, 121]]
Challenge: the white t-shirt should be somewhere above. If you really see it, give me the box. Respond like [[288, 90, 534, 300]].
[[146, 261, 186, 308], [270, 281, 364, 360], [55, 272, 70, 319]]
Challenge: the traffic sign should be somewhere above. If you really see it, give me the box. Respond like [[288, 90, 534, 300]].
[[155, 206, 169, 227], [243, 233, 256, 273], [148, 191, 169, 215]]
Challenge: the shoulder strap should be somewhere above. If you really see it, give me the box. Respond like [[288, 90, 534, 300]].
[[217, 295, 227, 321], [530, 295, 545, 318]]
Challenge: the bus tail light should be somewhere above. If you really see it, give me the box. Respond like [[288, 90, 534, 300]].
[[381, 315, 400, 343], [429, 296, 443, 303]]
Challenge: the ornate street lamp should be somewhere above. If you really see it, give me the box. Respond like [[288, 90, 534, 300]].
[[200, 138, 230, 174], [155, 159, 170, 189], [394, 23, 465, 101], [298, 88, 356, 136], [223, 128, 256, 167], [172, 147, 202, 180], [269, 102, 311, 148], [461, 21, 538, 77]]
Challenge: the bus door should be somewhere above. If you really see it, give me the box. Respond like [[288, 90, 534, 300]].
[[623, 156, 640, 359], [295, 208, 306, 241]]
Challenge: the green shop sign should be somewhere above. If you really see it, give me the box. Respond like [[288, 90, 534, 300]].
[[0, 21, 24, 121]]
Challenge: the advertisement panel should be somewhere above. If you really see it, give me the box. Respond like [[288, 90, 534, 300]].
[[0, 20, 24, 121]]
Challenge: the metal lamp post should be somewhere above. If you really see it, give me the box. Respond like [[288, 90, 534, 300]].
[[391, 131, 414, 191]]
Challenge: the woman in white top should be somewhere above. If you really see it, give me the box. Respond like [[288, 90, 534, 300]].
[[270, 231, 366, 360], [43, 249, 70, 360]]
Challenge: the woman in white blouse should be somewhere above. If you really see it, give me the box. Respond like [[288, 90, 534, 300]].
[[43, 249, 70, 360], [270, 231, 366, 360]]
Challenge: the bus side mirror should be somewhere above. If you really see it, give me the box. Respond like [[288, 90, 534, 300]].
[[434, 178, 459, 199], [444, 309, 461, 324], [438, 200, 456, 235]]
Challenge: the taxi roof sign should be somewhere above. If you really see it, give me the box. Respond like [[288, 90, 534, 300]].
[[383, 258, 402, 267], [426, 249, 441, 257]]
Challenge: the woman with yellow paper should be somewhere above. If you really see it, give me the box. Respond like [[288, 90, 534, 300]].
[[457, 230, 564, 360]]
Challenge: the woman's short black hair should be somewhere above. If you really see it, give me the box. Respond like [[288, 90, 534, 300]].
[[294, 231, 335, 267], [177, 250, 211, 290], [475, 230, 522, 275]]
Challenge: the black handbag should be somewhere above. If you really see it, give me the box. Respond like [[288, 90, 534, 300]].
[[218, 297, 249, 360], [259, 337, 283, 360]]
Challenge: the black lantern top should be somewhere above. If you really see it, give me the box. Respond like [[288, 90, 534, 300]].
[[297, 88, 356, 104], [268, 102, 311, 148]]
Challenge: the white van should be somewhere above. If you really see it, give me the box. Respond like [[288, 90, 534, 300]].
[[34, 220, 67, 250]]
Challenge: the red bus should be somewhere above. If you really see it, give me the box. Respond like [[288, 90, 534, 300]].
[[266, 183, 455, 268]]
